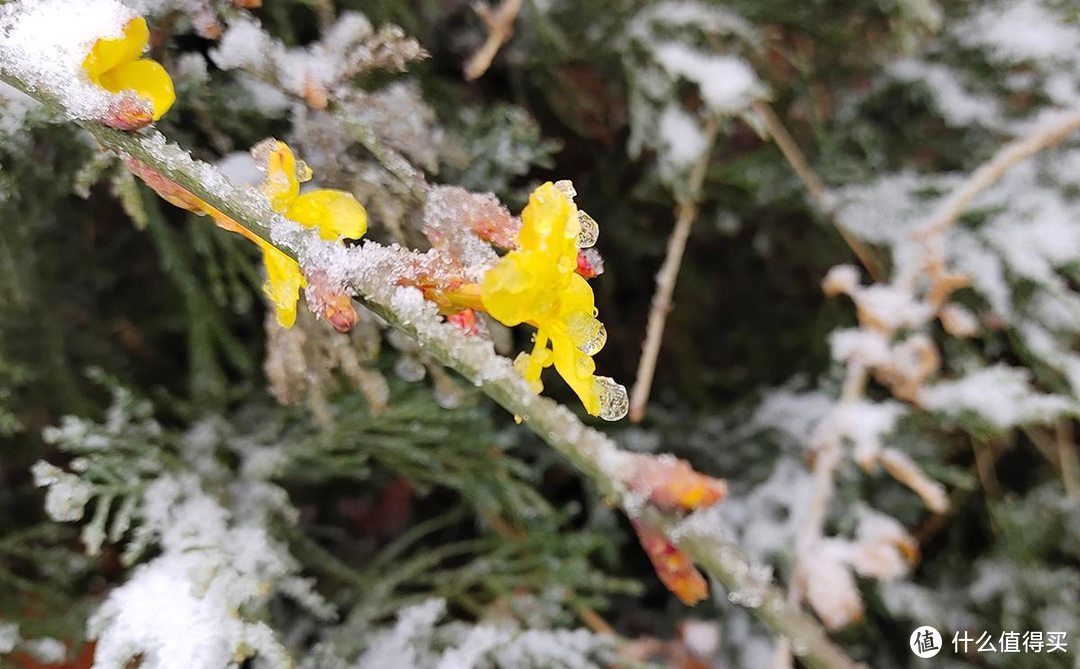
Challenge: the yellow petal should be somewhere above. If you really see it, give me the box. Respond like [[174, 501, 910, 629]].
[[287, 189, 367, 240], [519, 182, 577, 251], [481, 250, 560, 326], [261, 245, 306, 328], [98, 59, 175, 120], [258, 141, 310, 212], [558, 273, 595, 318], [82, 17, 149, 82], [550, 332, 600, 416]]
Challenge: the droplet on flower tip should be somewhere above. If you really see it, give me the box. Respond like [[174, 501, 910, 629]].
[[595, 376, 629, 421], [567, 312, 606, 355], [295, 158, 313, 183], [576, 211, 599, 249], [554, 180, 577, 200]]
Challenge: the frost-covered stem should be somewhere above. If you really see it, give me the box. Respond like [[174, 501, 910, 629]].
[[751, 100, 883, 282], [2, 71, 862, 669], [915, 110, 1080, 238], [628, 119, 719, 423]]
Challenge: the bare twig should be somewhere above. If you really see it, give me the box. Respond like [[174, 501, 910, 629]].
[[0, 68, 864, 669], [1057, 419, 1079, 500], [463, 0, 524, 81], [751, 100, 884, 282], [915, 110, 1080, 239], [628, 120, 719, 423]]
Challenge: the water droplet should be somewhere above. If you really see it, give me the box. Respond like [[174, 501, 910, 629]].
[[577, 211, 599, 248], [295, 159, 313, 183], [554, 180, 577, 200], [594, 376, 628, 421], [567, 312, 607, 355]]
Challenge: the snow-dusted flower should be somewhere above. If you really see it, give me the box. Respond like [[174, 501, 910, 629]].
[[246, 139, 367, 329], [82, 17, 174, 128], [479, 182, 627, 420], [127, 140, 367, 331]]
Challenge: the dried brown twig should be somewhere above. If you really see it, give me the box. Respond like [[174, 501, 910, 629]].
[[463, 0, 524, 81], [751, 100, 884, 281], [628, 119, 719, 423]]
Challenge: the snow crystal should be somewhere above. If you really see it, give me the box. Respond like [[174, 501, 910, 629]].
[[811, 400, 906, 467], [216, 151, 262, 187], [888, 58, 1004, 130], [749, 386, 833, 449], [680, 619, 720, 658], [658, 103, 708, 175], [90, 473, 325, 669], [715, 458, 814, 561], [320, 12, 374, 54], [957, 0, 1080, 65], [849, 507, 915, 580], [354, 599, 610, 669], [0, 0, 134, 120], [920, 365, 1074, 428], [207, 16, 270, 71], [0, 81, 37, 139], [829, 328, 891, 367], [22, 638, 66, 663], [91, 554, 285, 669], [31, 461, 94, 522], [652, 43, 762, 115], [802, 540, 863, 630], [173, 52, 208, 87], [0, 622, 19, 654], [354, 599, 445, 668]]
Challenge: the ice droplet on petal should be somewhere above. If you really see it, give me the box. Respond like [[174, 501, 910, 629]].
[[595, 376, 629, 421], [554, 180, 577, 200], [295, 158, 313, 183], [576, 211, 599, 249], [567, 312, 607, 355]]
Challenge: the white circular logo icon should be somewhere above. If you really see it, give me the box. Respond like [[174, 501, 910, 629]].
[[910, 626, 943, 658]]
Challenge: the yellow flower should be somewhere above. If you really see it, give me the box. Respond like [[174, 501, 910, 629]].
[[251, 139, 368, 328], [82, 17, 175, 124], [481, 182, 626, 420]]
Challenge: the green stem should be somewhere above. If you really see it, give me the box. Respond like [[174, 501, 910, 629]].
[[0, 68, 863, 669]]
